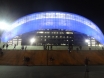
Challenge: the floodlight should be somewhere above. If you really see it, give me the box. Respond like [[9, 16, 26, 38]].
[[0, 21, 9, 30], [30, 38, 35, 44]]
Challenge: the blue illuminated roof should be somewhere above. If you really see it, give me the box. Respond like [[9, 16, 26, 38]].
[[1, 11, 104, 44]]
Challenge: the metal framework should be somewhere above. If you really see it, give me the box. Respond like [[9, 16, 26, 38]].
[[1, 11, 104, 44]]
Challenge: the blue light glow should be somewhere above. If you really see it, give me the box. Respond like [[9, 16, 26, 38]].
[[1, 12, 104, 44]]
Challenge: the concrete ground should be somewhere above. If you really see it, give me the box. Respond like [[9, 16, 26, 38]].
[[0, 66, 104, 78]]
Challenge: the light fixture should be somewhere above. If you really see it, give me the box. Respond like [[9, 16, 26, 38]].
[[0, 21, 9, 30], [85, 39, 89, 43], [30, 38, 35, 44]]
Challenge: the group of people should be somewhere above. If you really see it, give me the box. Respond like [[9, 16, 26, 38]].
[[13, 44, 27, 50], [2, 44, 9, 49], [2, 44, 27, 50], [21, 46, 27, 50]]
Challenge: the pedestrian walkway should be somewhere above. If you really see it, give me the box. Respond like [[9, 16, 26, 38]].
[[0, 66, 104, 78]]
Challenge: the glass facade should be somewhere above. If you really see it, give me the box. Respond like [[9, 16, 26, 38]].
[[7, 30, 99, 46]]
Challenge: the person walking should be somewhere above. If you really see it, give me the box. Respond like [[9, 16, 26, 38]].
[[85, 57, 90, 72], [2, 44, 5, 49], [6, 44, 9, 49], [84, 57, 90, 78], [25, 46, 27, 50], [21, 46, 24, 50], [13, 44, 16, 50]]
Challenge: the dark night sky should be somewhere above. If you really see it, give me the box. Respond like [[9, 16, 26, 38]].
[[0, 0, 104, 33]]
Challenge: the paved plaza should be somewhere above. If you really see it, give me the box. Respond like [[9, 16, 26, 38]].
[[0, 66, 104, 78]]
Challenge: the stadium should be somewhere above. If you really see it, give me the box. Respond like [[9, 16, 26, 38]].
[[1, 11, 104, 50], [0, 11, 104, 66]]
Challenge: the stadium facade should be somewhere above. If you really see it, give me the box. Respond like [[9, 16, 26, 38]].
[[1, 12, 104, 48]]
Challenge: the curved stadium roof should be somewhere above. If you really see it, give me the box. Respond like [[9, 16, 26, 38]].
[[1, 11, 104, 45]]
